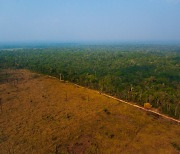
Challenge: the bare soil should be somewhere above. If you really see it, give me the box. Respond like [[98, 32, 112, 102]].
[[0, 69, 180, 154]]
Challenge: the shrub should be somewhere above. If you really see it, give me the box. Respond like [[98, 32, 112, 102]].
[[144, 103, 152, 109]]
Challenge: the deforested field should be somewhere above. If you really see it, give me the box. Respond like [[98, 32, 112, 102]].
[[0, 69, 179, 153]]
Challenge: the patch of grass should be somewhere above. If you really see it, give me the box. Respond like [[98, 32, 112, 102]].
[[0, 72, 9, 84], [0, 135, 9, 143], [103, 108, 111, 115], [171, 142, 180, 151], [31, 74, 40, 79]]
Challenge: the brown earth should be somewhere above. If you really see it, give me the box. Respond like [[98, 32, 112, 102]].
[[0, 69, 180, 154]]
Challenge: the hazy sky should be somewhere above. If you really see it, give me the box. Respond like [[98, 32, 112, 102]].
[[0, 0, 180, 43]]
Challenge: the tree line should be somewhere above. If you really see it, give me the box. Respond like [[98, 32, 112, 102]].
[[0, 45, 179, 119]]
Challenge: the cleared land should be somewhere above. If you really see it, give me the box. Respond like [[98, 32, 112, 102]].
[[0, 69, 180, 154]]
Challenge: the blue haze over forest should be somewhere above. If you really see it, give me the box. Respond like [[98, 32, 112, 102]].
[[0, 0, 180, 45]]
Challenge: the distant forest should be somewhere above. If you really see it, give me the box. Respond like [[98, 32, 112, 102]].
[[0, 45, 180, 119]]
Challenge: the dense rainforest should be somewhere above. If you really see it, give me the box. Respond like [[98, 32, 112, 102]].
[[0, 45, 180, 119]]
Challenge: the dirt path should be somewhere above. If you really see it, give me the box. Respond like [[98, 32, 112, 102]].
[[101, 93, 180, 124], [47, 75, 180, 124]]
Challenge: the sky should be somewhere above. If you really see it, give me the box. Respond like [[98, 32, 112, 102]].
[[0, 0, 180, 43]]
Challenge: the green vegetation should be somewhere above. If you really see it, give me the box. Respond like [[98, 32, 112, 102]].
[[0, 45, 180, 118]]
